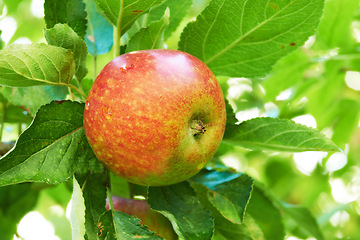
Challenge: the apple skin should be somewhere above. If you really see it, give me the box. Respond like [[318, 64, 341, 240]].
[[106, 196, 177, 240], [84, 49, 226, 186]]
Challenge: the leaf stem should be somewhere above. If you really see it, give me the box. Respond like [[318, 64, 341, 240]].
[[113, 0, 124, 58], [67, 83, 87, 102], [68, 87, 75, 101], [75, 76, 85, 96]]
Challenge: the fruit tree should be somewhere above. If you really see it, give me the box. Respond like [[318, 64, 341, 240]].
[[0, 0, 359, 239]]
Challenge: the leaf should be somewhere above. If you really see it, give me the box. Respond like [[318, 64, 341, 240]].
[[213, 216, 252, 240], [3, 0, 23, 14], [84, 0, 113, 55], [306, 60, 345, 129], [95, 0, 163, 34], [179, 0, 325, 78], [316, 0, 360, 49], [148, 181, 214, 240], [0, 101, 85, 187], [262, 49, 311, 101], [76, 161, 107, 240], [110, 173, 132, 198], [147, 0, 193, 40], [331, 99, 360, 148], [69, 177, 86, 240], [0, 43, 75, 87], [225, 98, 238, 129], [190, 169, 253, 224], [44, 0, 88, 39], [0, 183, 39, 239], [223, 117, 339, 152], [98, 210, 164, 240], [216, 77, 239, 129], [0, 104, 32, 124], [0, 85, 68, 116], [45, 23, 88, 80], [75, 139, 105, 177], [246, 186, 285, 240], [279, 203, 324, 240], [126, 8, 170, 52]]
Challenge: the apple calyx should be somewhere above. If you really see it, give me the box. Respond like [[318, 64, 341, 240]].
[[190, 119, 206, 137]]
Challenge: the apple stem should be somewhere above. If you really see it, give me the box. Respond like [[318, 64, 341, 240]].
[[190, 120, 206, 136]]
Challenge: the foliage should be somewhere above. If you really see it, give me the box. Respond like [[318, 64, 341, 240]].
[[0, 0, 359, 239]]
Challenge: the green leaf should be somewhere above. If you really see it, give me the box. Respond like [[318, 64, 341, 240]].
[[0, 101, 85, 187], [190, 170, 253, 224], [0, 43, 75, 87], [74, 138, 107, 240], [316, 0, 360, 49], [331, 99, 360, 148], [306, 60, 345, 129], [148, 181, 214, 240], [279, 203, 324, 240], [95, 0, 163, 34], [75, 140, 105, 178], [262, 49, 311, 101], [69, 176, 86, 240], [84, 0, 113, 55], [45, 23, 88, 80], [213, 217, 252, 240], [0, 183, 39, 239], [224, 117, 339, 152], [76, 160, 107, 240], [211, 207, 260, 240], [3, 0, 22, 14], [215, 221, 253, 240], [147, 0, 193, 40], [179, 0, 325, 78], [44, 0, 88, 39], [126, 8, 170, 52], [82, 175, 107, 240], [42, 182, 72, 208], [225, 98, 238, 129], [246, 186, 285, 240], [216, 77, 239, 132], [0, 104, 32, 124], [110, 173, 131, 198], [98, 210, 164, 240], [0, 85, 68, 116]]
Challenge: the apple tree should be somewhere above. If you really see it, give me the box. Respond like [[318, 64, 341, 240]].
[[0, 0, 359, 239]]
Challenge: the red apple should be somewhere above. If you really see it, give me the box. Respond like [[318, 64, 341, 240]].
[[106, 196, 177, 240], [84, 49, 226, 186]]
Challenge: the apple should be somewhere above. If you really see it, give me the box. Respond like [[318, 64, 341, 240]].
[[106, 196, 177, 240], [84, 49, 226, 186]]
